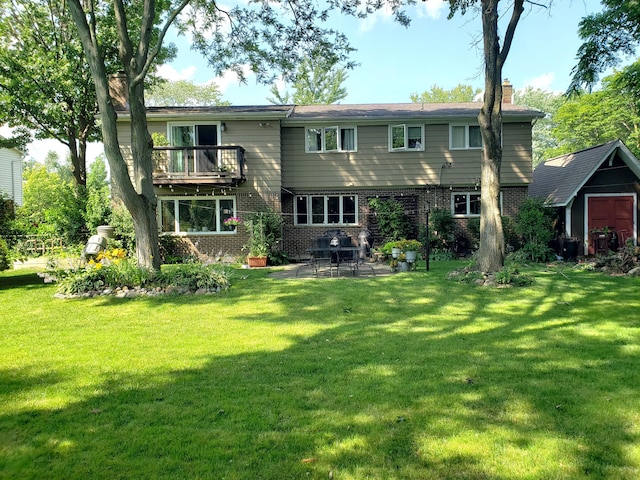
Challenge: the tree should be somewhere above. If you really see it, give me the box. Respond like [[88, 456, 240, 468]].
[[66, 0, 360, 270], [570, 0, 640, 94], [0, 0, 98, 188], [146, 79, 230, 107], [410, 84, 481, 103], [84, 156, 112, 233], [267, 56, 348, 105], [548, 72, 640, 158], [514, 87, 565, 167], [450, 0, 527, 273]]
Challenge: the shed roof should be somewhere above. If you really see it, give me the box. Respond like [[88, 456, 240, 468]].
[[529, 140, 640, 206]]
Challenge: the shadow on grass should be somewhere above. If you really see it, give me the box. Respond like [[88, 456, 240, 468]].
[[1, 263, 639, 479]]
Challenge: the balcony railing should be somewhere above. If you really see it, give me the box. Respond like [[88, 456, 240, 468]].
[[152, 145, 246, 185]]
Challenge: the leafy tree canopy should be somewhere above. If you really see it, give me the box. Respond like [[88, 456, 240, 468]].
[[146, 80, 230, 107], [267, 56, 348, 105], [570, 0, 640, 93], [410, 84, 481, 103]]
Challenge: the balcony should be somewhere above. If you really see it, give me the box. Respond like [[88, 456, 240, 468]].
[[152, 145, 246, 186]]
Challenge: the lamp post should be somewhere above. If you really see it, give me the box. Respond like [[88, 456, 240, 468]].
[[425, 199, 431, 272]]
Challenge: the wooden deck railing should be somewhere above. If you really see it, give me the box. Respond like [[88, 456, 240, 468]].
[[152, 145, 246, 185]]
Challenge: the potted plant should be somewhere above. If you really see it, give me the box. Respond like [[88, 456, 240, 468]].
[[244, 218, 269, 267], [397, 239, 423, 263], [223, 216, 241, 231]]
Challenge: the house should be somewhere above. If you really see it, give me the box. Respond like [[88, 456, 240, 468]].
[[530, 140, 640, 256], [0, 137, 23, 206], [116, 85, 543, 259]]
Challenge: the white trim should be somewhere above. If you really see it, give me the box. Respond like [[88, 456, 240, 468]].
[[305, 125, 357, 153], [158, 195, 237, 234], [388, 124, 425, 151], [166, 121, 223, 145], [294, 194, 359, 226], [583, 193, 638, 250], [451, 191, 503, 217], [449, 124, 482, 150], [565, 197, 574, 238]]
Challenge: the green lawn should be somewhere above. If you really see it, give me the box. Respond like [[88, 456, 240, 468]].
[[1, 261, 639, 479]]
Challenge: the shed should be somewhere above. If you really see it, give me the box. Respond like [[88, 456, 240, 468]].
[[530, 140, 639, 256]]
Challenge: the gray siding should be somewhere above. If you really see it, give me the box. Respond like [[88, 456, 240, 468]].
[[281, 122, 533, 189], [0, 147, 23, 205]]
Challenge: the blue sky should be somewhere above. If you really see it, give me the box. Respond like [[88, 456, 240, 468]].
[[158, 0, 607, 105], [5, 0, 611, 162]]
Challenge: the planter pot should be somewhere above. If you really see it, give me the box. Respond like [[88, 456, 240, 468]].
[[405, 250, 418, 263], [398, 261, 409, 272], [391, 248, 401, 258], [97, 225, 114, 239], [247, 256, 267, 267]]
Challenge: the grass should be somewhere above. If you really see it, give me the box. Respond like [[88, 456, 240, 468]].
[[1, 260, 640, 479]]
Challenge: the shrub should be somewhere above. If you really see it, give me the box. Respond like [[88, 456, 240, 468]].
[[429, 208, 456, 251], [513, 198, 556, 262], [369, 197, 412, 242], [156, 263, 231, 292], [0, 236, 9, 271]]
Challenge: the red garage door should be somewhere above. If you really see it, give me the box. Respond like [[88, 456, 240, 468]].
[[587, 195, 635, 254]]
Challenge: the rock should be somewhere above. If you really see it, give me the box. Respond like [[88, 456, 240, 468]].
[[628, 267, 640, 276]]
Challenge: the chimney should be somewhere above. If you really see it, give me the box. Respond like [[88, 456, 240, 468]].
[[108, 71, 129, 111], [502, 79, 513, 105]]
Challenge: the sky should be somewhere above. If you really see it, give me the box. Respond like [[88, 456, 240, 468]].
[[158, 0, 608, 105], [4, 0, 612, 163]]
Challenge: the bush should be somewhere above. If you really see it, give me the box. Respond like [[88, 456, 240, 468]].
[[155, 262, 231, 292], [0, 236, 9, 271], [430, 208, 456, 251], [369, 197, 412, 242], [513, 198, 556, 262]]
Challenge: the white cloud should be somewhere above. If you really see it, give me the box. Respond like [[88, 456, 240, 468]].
[[206, 65, 254, 92], [416, 0, 447, 20], [156, 64, 197, 81], [523, 73, 558, 93]]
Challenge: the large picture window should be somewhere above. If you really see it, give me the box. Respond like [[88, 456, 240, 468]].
[[295, 195, 358, 225], [450, 125, 482, 149], [306, 126, 357, 153], [159, 196, 236, 233]]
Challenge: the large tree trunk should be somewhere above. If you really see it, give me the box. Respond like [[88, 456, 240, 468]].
[[67, 0, 161, 270], [476, 0, 524, 273]]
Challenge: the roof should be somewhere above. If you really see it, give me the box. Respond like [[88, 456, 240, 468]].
[[137, 102, 544, 123], [288, 103, 543, 122], [529, 140, 640, 206]]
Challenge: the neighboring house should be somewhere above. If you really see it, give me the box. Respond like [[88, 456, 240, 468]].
[[116, 84, 543, 259], [0, 137, 23, 206], [530, 140, 640, 256]]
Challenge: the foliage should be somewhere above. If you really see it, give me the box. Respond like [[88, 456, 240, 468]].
[[155, 262, 231, 292], [430, 248, 457, 261], [410, 83, 481, 103], [494, 263, 534, 286], [84, 156, 112, 233], [0, 235, 9, 271], [548, 76, 640, 159], [569, 0, 640, 93], [244, 209, 283, 259], [514, 87, 566, 167], [395, 238, 423, 251], [107, 199, 136, 252], [267, 56, 348, 105], [16, 162, 86, 243], [368, 197, 412, 242], [512, 198, 556, 263], [146, 79, 230, 107], [0, 191, 15, 237], [429, 207, 456, 251]]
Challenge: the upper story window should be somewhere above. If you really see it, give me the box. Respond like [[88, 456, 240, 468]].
[[389, 124, 424, 151], [159, 196, 236, 234], [306, 126, 357, 153], [295, 194, 358, 225], [450, 125, 482, 150]]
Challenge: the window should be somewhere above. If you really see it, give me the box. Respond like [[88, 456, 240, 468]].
[[451, 192, 502, 217], [159, 197, 236, 233], [389, 124, 424, 151], [450, 125, 482, 149], [295, 195, 358, 225], [306, 126, 357, 153]]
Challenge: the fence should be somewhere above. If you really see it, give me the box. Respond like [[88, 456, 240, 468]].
[[8, 235, 66, 257]]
